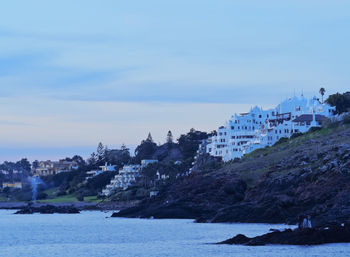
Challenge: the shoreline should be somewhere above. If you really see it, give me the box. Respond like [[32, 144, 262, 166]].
[[0, 200, 140, 211]]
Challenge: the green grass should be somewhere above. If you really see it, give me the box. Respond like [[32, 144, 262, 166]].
[[84, 196, 102, 203], [38, 194, 102, 203], [38, 194, 78, 203], [0, 196, 8, 202], [43, 187, 59, 197]]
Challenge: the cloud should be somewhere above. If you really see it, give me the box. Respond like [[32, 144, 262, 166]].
[[0, 0, 349, 160]]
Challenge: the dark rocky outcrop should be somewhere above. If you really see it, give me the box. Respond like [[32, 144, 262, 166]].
[[14, 204, 80, 214], [218, 224, 350, 245]]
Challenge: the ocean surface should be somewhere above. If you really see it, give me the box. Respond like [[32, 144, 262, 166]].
[[1, 210, 349, 257]]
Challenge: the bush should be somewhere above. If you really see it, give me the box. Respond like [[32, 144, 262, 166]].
[[343, 113, 350, 124], [37, 192, 48, 200], [322, 118, 340, 129], [56, 191, 67, 196], [290, 132, 303, 139], [308, 127, 322, 133], [76, 194, 84, 201], [274, 137, 289, 145]]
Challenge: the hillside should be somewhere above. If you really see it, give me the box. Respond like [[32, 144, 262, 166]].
[[114, 122, 350, 226]]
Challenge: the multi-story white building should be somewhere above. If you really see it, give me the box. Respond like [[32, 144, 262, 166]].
[[206, 95, 335, 161], [102, 160, 158, 196]]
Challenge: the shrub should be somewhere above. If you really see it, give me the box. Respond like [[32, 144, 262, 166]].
[[290, 132, 303, 139], [56, 191, 67, 196], [37, 192, 48, 200], [343, 113, 350, 124], [76, 194, 84, 201], [308, 127, 322, 133], [274, 137, 289, 145]]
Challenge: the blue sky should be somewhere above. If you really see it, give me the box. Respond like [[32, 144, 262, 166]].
[[0, 0, 349, 161]]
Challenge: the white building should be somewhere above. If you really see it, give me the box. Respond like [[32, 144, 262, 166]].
[[102, 160, 159, 196], [141, 159, 158, 167], [86, 163, 115, 181], [102, 165, 141, 196], [206, 95, 335, 161]]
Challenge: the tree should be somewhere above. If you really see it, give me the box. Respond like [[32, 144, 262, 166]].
[[96, 142, 106, 165], [178, 129, 209, 160], [119, 144, 131, 165], [319, 87, 326, 103], [326, 92, 350, 114], [17, 158, 31, 173], [134, 134, 157, 163], [71, 155, 85, 166], [146, 132, 153, 142], [32, 160, 40, 169], [88, 152, 98, 166], [166, 130, 173, 144]]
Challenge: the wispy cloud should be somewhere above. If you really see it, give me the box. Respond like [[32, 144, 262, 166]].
[[0, 0, 349, 160]]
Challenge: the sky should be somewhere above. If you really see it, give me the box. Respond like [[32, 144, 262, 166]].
[[0, 0, 349, 162]]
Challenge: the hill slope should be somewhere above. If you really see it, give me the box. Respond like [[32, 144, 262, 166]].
[[114, 124, 350, 226]]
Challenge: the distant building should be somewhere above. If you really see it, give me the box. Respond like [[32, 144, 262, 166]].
[[33, 160, 79, 176], [206, 95, 335, 161], [141, 159, 158, 167], [2, 182, 22, 189], [150, 190, 159, 197], [86, 163, 115, 180], [102, 160, 158, 196], [102, 165, 141, 196]]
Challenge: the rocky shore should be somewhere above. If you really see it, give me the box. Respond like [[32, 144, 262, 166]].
[[218, 223, 350, 245]]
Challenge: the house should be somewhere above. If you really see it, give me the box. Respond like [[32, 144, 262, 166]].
[[2, 182, 22, 189], [141, 159, 158, 167], [33, 160, 79, 176], [86, 163, 115, 180], [205, 95, 335, 161]]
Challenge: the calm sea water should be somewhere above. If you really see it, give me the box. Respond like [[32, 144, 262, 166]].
[[0, 210, 349, 257]]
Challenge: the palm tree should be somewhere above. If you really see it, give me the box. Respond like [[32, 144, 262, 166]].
[[319, 87, 325, 103]]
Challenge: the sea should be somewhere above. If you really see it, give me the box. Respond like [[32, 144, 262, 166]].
[[0, 210, 349, 257]]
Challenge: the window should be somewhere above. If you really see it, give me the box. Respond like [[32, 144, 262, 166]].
[[259, 115, 262, 118], [231, 126, 234, 130]]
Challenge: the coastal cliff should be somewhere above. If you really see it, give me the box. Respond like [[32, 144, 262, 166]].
[[113, 123, 350, 226]]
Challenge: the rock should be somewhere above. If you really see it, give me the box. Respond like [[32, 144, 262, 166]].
[[319, 165, 328, 173], [323, 155, 331, 163], [14, 204, 80, 214], [218, 224, 350, 245]]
